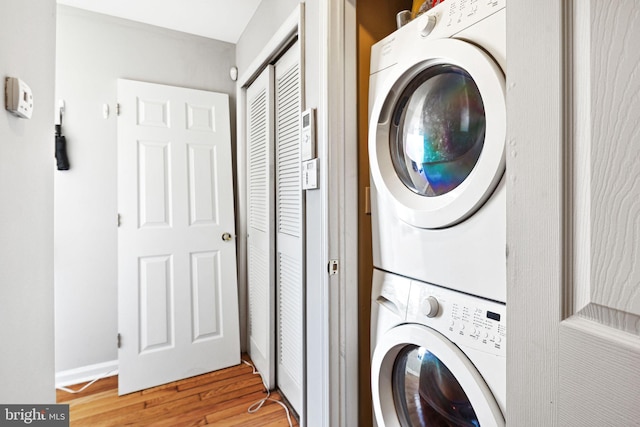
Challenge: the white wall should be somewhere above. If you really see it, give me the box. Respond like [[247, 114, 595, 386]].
[[54, 6, 237, 375], [0, 0, 56, 403]]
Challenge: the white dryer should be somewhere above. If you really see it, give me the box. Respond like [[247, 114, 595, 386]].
[[369, 0, 506, 302], [371, 270, 506, 426]]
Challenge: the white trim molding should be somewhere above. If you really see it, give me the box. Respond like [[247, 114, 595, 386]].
[[55, 360, 118, 389], [237, 6, 302, 89], [320, 0, 359, 425]]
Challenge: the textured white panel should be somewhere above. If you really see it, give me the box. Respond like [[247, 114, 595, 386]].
[[556, 4, 640, 424], [191, 251, 221, 342], [277, 252, 303, 386], [186, 104, 216, 132], [248, 243, 269, 356], [248, 88, 268, 232], [276, 62, 301, 237], [137, 98, 170, 128], [188, 144, 218, 226], [590, 0, 640, 317], [559, 317, 640, 426], [139, 255, 173, 353], [138, 140, 172, 228]]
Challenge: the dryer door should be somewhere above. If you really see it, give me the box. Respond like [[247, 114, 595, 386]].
[[369, 38, 505, 229], [371, 324, 504, 427]]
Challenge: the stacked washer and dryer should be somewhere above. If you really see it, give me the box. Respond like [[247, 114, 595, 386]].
[[369, 0, 507, 426]]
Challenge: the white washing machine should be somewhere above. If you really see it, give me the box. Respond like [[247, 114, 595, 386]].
[[369, 0, 506, 302], [371, 270, 506, 426]]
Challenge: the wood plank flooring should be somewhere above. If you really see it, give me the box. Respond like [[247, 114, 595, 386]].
[[56, 355, 298, 426]]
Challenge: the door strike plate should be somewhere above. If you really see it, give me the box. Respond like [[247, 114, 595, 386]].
[[329, 260, 339, 276]]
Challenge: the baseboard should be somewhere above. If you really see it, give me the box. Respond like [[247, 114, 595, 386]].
[[55, 360, 118, 388]]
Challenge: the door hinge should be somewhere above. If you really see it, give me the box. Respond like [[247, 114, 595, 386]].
[[117, 213, 121, 227], [116, 103, 121, 116], [328, 259, 339, 276], [117, 333, 122, 349]]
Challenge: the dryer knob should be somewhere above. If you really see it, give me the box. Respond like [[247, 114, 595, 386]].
[[420, 15, 437, 38], [422, 296, 439, 318]]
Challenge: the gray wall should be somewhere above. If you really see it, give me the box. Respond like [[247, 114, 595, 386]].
[[235, 0, 301, 74], [54, 5, 237, 374], [0, 0, 56, 403]]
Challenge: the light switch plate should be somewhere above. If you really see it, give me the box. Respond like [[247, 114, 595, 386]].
[[302, 158, 319, 190]]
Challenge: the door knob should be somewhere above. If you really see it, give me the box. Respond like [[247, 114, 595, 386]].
[[221, 232, 233, 241]]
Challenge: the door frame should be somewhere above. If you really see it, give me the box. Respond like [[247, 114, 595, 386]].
[[320, 1, 359, 426], [506, 0, 562, 424]]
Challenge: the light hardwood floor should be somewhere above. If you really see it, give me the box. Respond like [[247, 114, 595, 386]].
[[56, 355, 298, 426]]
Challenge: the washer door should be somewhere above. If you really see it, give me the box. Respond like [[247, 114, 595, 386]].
[[369, 38, 505, 228], [371, 324, 504, 427]]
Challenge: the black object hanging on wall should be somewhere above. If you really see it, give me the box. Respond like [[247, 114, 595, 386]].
[[55, 124, 70, 170]]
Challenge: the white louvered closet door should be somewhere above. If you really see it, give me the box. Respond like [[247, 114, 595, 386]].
[[274, 41, 304, 415], [246, 66, 276, 389]]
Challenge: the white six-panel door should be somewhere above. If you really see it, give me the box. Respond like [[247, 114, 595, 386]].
[[117, 79, 240, 395], [246, 66, 277, 389]]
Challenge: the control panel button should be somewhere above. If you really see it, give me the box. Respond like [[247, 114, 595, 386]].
[[422, 296, 439, 318], [420, 15, 437, 37]]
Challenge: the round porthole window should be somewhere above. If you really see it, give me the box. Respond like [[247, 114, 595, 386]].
[[390, 65, 485, 198], [369, 38, 506, 229]]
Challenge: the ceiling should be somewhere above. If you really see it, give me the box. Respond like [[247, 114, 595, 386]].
[[56, 0, 263, 43]]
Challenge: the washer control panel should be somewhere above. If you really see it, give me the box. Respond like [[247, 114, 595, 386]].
[[370, 0, 505, 77], [437, 0, 506, 31], [411, 0, 506, 41], [407, 279, 506, 357]]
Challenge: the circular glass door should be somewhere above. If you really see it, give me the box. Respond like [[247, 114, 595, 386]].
[[369, 38, 506, 229], [371, 324, 504, 427], [391, 65, 485, 198], [393, 345, 479, 427]]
